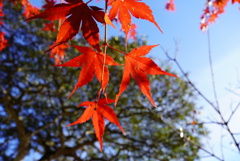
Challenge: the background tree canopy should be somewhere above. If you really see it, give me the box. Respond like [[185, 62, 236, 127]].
[[0, 2, 206, 161]]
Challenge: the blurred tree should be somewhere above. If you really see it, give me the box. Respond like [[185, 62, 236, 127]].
[[0, 1, 205, 161]]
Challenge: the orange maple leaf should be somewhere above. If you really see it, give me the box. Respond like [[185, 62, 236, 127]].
[[200, 0, 228, 30], [208, 12, 218, 23], [67, 98, 125, 151], [26, 0, 114, 52], [116, 45, 177, 107], [108, 0, 162, 39], [56, 45, 120, 97], [129, 23, 137, 41]]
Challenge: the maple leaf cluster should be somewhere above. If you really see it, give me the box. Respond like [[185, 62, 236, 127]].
[[2, 0, 239, 151], [200, 0, 240, 31], [164, 0, 240, 31], [22, 0, 178, 150]]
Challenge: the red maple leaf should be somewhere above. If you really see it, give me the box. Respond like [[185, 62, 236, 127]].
[[26, 0, 114, 52], [50, 43, 69, 65], [42, 0, 56, 9], [108, 0, 162, 39], [166, 0, 175, 12], [42, 22, 56, 32], [11, 0, 40, 18], [0, 1, 4, 25], [41, 0, 57, 32], [0, 1, 3, 17], [115, 45, 177, 107], [0, 0, 9, 51], [67, 98, 125, 151], [232, 0, 240, 3], [0, 32, 9, 51], [56, 45, 120, 97], [23, 3, 40, 18]]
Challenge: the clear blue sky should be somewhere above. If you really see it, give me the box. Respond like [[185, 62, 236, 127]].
[[29, 0, 240, 160], [144, 1, 240, 160], [146, 1, 240, 160]]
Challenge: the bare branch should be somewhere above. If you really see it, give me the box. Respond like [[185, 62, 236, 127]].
[[207, 30, 220, 109], [227, 101, 240, 123], [160, 44, 240, 157]]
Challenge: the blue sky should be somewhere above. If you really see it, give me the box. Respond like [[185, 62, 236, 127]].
[[145, 1, 240, 160], [29, 0, 240, 160]]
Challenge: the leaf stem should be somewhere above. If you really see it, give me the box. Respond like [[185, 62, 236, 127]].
[[97, 0, 109, 102], [105, 43, 127, 55], [57, 0, 63, 31], [86, 0, 93, 4]]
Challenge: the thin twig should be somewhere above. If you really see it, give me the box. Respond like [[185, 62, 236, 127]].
[[220, 127, 225, 160], [225, 88, 240, 97], [161, 45, 217, 109], [86, 0, 93, 4], [145, 107, 224, 161], [161, 45, 240, 153], [31, 115, 62, 137], [227, 101, 240, 123], [207, 30, 220, 109], [135, 96, 223, 161]]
